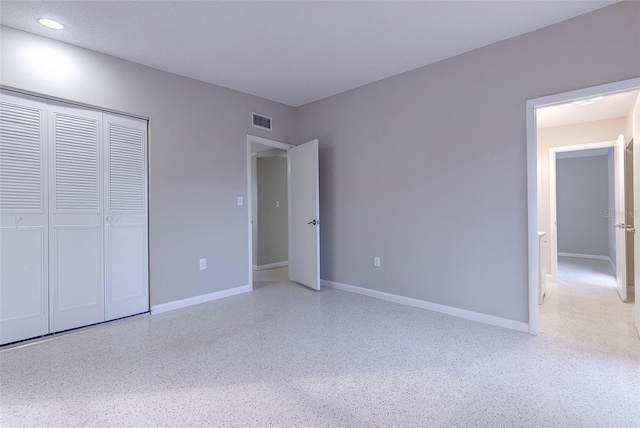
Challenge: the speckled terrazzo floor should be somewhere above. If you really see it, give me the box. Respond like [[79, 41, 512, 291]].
[[1, 265, 639, 427], [540, 257, 638, 357]]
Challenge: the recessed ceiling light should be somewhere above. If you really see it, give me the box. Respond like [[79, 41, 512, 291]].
[[38, 18, 64, 30]]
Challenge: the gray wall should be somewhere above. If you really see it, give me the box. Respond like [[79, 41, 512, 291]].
[[0, 26, 296, 306], [257, 156, 288, 265], [295, 2, 640, 322], [556, 155, 610, 257]]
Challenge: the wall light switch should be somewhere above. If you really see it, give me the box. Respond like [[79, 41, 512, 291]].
[[276, 201, 280, 208], [374, 256, 381, 267], [199, 259, 207, 270], [237, 196, 244, 206]]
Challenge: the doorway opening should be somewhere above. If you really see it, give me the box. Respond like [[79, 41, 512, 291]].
[[526, 78, 640, 342], [246, 135, 321, 292], [247, 135, 293, 290]]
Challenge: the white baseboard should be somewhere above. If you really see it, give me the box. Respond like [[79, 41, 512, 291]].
[[558, 252, 610, 261], [320, 280, 529, 333], [609, 258, 616, 270], [253, 261, 288, 271], [151, 285, 251, 314]]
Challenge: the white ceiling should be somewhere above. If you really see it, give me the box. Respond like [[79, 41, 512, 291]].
[[0, 1, 619, 107], [537, 90, 639, 129]]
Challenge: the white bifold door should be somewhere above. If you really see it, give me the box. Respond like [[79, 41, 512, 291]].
[[0, 92, 49, 344], [49, 102, 105, 332], [0, 91, 148, 345], [102, 113, 149, 321]]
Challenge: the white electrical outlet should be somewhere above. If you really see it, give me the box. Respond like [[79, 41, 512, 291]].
[[237, 196, 244, 206], [276, 201, 280, 208], [374, 256, 381, 267], [199, 259, 207, 270]]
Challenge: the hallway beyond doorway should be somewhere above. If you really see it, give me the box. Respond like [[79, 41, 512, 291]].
[[253, 266, 289, 290], [540, 256, 636, 356]]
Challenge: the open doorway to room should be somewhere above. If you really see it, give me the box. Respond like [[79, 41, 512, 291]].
[[246, 134, 321, 292], [530, 86, 640, 347], [248, 136, 292, 290]]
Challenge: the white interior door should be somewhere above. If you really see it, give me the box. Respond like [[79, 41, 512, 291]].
[[103, 113, 149, 321], [614, 134, 628, 302], [0, 91, 49, 345], [634, 133, 640, 337], [288, 139, 320, 290], [633, 94, 640, 339], [49, 103, 105, 332]]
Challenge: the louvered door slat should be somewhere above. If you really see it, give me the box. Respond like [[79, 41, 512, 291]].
[[0, 102, 43, 212], [53, 113, 99, 213], [107, 123, 145, 212]]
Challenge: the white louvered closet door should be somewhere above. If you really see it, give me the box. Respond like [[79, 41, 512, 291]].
[[49, 103, 105, 333], [0, 91, 49, 345], [103, 113, 148, 321]]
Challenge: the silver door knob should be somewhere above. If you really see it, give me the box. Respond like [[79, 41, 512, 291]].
[[105, 215, 114, 222], [614, 223, 626, 228]]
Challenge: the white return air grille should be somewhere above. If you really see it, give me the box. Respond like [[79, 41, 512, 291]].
[[252, 112, 272, 131], [107, 123, 145, 212], [0, 102, 43, 212], [53, 113, 99, 212]]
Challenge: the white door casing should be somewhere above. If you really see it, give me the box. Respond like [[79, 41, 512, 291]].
[[614, 134, 628, 302], [527, 77, 640, 335], [288, 139, 320, 290], [103, 113, 149, 320], [48, 102, 105, 333], [0, 91, 49, 345]]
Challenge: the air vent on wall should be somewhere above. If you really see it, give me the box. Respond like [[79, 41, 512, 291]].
[[252, 112, 272, 131]]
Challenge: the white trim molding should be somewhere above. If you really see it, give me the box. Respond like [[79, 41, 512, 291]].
[[321, 280, 529, 333], [253, 261, 288, 271], [557, 252, 611, 261], [151, 285, 251, 314]]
